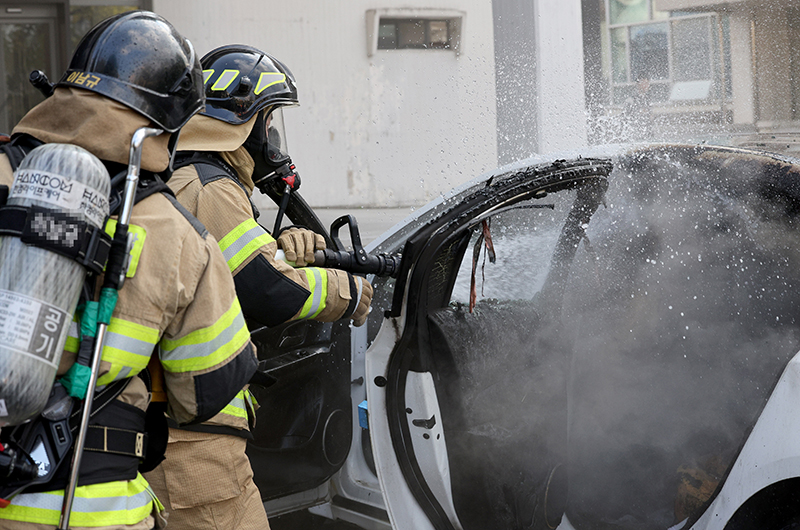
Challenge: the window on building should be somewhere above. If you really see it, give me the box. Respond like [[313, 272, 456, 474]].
[[378, 18, 452, 50], [0, 10, 55, 134], [366, 9, 463, 56], [603, 0, 731, 106], [0, 1, 147, 133]]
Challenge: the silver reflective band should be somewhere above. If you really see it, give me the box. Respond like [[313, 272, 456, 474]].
[[10, 486, 152, 513], [222, 224, 268, 265], [306, 268, 324, 317], [161, 310, 246, 362]]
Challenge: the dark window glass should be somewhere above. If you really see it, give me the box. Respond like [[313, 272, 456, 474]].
[[378, 18, 451, 50], [629, 22, 669, 81], [377, 22, 397, 49], [671, 17, 712, 82], [398, 20, 426, 48], [0, 22, 50, 133]]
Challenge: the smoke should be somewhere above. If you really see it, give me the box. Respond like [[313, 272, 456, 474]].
[[433, 145, 800, 530], [562, 146, 800, 529]]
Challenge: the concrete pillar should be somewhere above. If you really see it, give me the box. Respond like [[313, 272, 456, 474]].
[[727, 10, 755, 126], [752, 5, 793, 127], [535, 0, 588, 153]]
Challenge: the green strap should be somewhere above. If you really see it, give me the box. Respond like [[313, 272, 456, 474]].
[[60, 289, 120, 399], [61, 363, 92, 399], [80, 301, 99, 338], [98, 287, 118, 325]]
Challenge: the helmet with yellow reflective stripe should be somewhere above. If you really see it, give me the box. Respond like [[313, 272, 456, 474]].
[[200, 45, 299, 125], [56, 10, 204, 133]]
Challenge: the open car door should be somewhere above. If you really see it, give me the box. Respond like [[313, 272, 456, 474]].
[[363, 157, 613, 530], [244, 156, 613, 527]]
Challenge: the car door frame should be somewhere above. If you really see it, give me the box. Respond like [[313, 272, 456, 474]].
[[364, 158, 614, 530]]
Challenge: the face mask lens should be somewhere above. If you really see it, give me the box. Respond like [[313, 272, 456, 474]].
[[265, 108, 289, 164]]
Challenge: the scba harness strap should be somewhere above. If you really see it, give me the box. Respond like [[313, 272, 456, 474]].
[[0, 203, 112, 274], [174, 151, 260, 219], [0, 377, 147, 500]]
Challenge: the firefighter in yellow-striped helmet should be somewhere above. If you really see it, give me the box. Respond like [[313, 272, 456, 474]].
[[143, 45, 372, 530]]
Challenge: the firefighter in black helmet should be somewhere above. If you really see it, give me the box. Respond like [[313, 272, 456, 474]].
[[143, 45, 372, 530], [0, 13, 257, 530]]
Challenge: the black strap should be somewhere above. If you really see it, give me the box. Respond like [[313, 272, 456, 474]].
[[0, 205, 111, 274], [139, 401, 168, 473], [0, 133, 44, 171], [167, 417, 254, 440], [84, 425, 147, 458], [68, 377, 130, 431], [344, 272, 359, 320], [107, 170, 173, 217]]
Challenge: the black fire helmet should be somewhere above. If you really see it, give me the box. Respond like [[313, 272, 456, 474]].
[[57, 10, 204, 133]]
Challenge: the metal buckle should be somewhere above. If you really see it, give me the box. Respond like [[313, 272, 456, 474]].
[[135, 432, 144, 458]]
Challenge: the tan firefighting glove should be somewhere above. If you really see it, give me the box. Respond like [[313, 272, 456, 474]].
[[277, 227, 326, 267], [350, 275, 374, 327]]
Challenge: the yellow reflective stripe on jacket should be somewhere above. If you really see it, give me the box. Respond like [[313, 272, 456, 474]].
[[104, 221, 146, 278], [0, 473, 157, 527], [96, 317, 160, 387], [219, 389, 249, 420], [65, 319, 79, 353], [160, 298, 250, 373], [217, 218, 275, 272], [297, 267, 328, 319], [63, 315, 158, 387]]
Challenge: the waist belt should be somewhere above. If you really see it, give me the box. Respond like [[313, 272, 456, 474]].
[[84, 425, 147, 459], [23, 384, 149, 494]]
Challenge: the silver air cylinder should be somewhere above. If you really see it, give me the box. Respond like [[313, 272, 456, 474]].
[[0, 144, 110, 427]]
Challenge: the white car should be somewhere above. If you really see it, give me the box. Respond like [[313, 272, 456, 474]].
[[250, 143, 800, 530]]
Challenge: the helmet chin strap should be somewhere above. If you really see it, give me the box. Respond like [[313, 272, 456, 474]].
[[163, 129, 182, 182]]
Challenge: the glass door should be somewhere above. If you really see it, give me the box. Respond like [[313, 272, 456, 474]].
[[0, 5, 59, 134]]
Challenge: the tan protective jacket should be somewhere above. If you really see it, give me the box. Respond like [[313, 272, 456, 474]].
[[0, 87, 257, 426], [168, 116, 366, 431], [172, 116, 363, 325], [0, 87, 258, 529]]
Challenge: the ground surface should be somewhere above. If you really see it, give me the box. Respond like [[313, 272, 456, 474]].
[[270, 510, 364, 529]]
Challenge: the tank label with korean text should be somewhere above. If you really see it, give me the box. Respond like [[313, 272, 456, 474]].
[[0, 289, 68, 367], [11, 169, 109, 227]]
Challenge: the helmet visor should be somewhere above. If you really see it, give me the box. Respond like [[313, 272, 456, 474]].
[[266, 107, 289, 164]]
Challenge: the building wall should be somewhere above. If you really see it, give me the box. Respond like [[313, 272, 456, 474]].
[[492, 0, 538, 164], [492, 0, 588, 162], [727, 9, 755, 125], [153, 0, 498, 208]]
